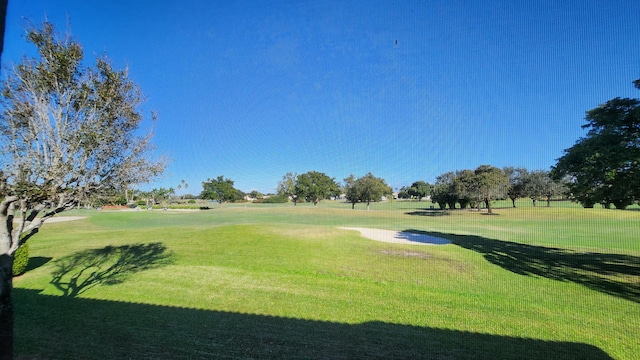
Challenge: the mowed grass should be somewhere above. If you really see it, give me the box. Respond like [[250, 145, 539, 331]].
[[13, 201, 640, 359]]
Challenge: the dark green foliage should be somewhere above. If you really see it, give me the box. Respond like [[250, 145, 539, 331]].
[[261, 194, 288, 203], [343, 173, 392, 209], [357, 173, 392, 209], [407, 180, 431, 201], [200, 176, 241, 205], [430, 167, 507, 213], [295, 171, 340, 206], [552, 90, 640, 209], [12, 243, 29, 277]]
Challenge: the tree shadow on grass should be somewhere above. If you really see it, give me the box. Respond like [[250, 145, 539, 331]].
[[406, 230, 640, 303], [405, 209, 450, 217], [50, 243, 173, 297], [394, 230, 451, 245], [13, 288, 613, 360], [24, 256, 52, 273]]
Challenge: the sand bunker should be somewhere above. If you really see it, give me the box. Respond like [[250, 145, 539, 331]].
[[340, 227, 450, 245]]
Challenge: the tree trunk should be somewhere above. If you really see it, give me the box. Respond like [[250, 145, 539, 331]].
[[510, 197, 516, 208], [485, 198, 493, 214], [0, 254, 13, 360], [351, 203, 355, 210], [366, 200, 370, 211]]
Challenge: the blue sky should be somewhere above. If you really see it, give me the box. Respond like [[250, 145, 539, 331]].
[[3, 1, 640, 194]]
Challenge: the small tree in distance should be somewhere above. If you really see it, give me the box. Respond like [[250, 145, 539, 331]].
[[277, 172, 298, 205], [343, 174, 359, 209], [356, 173, 393, 210], [295, 171, 340, 206], [407, 180, 431, 201], [200, 176, 241, 207]]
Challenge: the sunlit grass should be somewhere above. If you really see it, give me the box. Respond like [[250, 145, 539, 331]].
[[13, 202, 640, 359]]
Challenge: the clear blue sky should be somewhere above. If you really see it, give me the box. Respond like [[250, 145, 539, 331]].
[[3, 1, 640, 194]]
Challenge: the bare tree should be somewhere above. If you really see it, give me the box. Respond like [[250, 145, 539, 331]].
[[0, 22, 165, 356]]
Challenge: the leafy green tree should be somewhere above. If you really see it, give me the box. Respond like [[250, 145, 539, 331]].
[[553, 87, 640, 209], [431, 171, 457, 209], [0, 22, 165, 355], [503, 167, 528, 207], [355, 173, 392, 210], [519, 170, 566, 207], [407, 180, 431, 201], [295, 171, 340, 206], [343, 174, 359, 209], [470, 165, 509, 214], [521, 170, 545, 206], [200, 176, 240, 207], [397, 186, 411, 200], [248, 190, 264, 200], [151, 187, 175, 205], [452, 169, 476, 209], [277, 172, 297, 205]]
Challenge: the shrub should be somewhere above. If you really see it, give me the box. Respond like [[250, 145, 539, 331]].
[[188, 199, 196, 204], [13, 242, 29, 276], [262, 194, 288, 203]]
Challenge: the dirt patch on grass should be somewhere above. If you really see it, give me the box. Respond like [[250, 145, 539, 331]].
[[380, 250, 432, 259]]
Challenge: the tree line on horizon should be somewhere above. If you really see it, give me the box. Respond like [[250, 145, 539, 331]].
[[193, 165, 563, 214]]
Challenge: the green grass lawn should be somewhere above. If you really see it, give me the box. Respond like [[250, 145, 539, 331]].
[[13, 201, 640, 359]]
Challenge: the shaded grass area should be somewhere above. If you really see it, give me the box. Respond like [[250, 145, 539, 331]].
[[13, 206, 640, 359], [406, 230, 640, 303], [14, 288, 612, 360]]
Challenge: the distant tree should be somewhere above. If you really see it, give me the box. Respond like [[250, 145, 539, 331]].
[[470, 165, 509, 214], [201, 176, 240, 207], [137, 190, 153, 206], [295, 171, 340, 206], [518, 170, 565, 207], [431, 171, 457, 209], [0, 22, 165, 356], [552, 86, 640, 209], [343, 174, 359, 209], [397, 186, 411, 200], [503, 167, 528, 207], [354, 173, 392, 210], [248, 190, 263, 200], [150, 187, 174, 205], [407, 180, 431, 201], [541, 176, 567, 207], [519, 171, 542, 206], [452, 169, 476, 209], [277, 172, 297, 205], [179, 179, 189, 199], [90, 187, 128, 206]]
